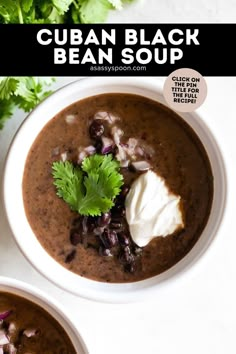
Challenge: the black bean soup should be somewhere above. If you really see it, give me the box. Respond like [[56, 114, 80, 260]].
[[0, 292, 76, 353], [23, 93, 213, 283]]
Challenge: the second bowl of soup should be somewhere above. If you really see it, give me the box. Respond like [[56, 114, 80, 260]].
[[0, 276, 88, 353]]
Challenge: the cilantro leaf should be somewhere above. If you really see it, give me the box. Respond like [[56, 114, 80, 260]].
[[0, 0, 136, 24], [52, 154, 124, 216], [14, 77, 55, 111], [0, 77, 19, 100], [82, 153, 120, 174], [51, 0, 73, 15], [0, 99, 15, 129], [79, 172, 114, 216], [22, 0, 33, 12], [0, 77, 55, 129], [108, 0, 123, 10], [52, 161, 84, 211], [0, 0, 17, 23], [79, 0, 113, 23], [82, 154, 122, 199]]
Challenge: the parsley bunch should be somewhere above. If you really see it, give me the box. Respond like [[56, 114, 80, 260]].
[[52, 154, 124, 216], [0, 0, 136, 24], [0, 77, 55, 129]]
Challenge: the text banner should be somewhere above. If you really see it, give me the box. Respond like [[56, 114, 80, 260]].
[[0, 24, 234, 76]]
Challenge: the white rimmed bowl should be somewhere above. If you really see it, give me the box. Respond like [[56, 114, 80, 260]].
[[0, 276, 88, 353], [3, 77, 227, 303]]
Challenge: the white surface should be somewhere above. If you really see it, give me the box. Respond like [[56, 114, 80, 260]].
[[1, 76, 236, 354], [108, 0, 236, 23]]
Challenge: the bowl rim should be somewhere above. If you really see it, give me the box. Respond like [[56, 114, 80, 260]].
[[2, 77, 228, 303], [0, 275, 89, 353]]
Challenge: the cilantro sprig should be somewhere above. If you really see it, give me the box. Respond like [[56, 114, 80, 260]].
[[52, 154, 124, 216], [0, 77, 55, 129], [0, 0, 136, 24]]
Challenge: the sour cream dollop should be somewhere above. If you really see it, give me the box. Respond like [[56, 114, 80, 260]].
[[125, 170, 184, 247]]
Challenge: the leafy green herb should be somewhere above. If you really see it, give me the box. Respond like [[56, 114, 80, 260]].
[[52, 154, 124, 216], [0, 77, 55, 129], [0, 0, 136, 24]]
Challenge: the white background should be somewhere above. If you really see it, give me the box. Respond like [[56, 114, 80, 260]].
[[108, 0, 236, 23], [1, 2, 236, 354]]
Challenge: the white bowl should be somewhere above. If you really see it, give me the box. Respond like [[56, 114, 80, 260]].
[[3, 77, 227, 303], [0, 276, 88, 353]]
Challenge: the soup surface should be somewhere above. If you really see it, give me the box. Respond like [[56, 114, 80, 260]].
[[23, 93, 213, 282], [0, 292, 76, 353]]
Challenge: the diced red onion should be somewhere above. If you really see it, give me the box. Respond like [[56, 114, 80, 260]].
[[0, 311, 11, 321], [115, 150, 127, 162], [94, 111, 109, 120], [84, 145, 96, 155], [135, 146, 145, 157], [94, 111, 119, 124], [77, 145, 96, 164], [112, 132, 138, 162], [0, 347, 3, 354], [0, 330, 9, 345], [111, 126, 124, 144], [120, 159, 130, 168], [111, 126, 127, 162], [119, 142, 129, 148], [78, 151, 87, 164], [23, 328, 38, 338], [125, 138, 138, 158], [107, 113, 119, 124], [8, 323, 16, 335], [65, 114, 76, 124], [60, 152, 68, 162], [131, 161, 151, 171], [127, 138, 138, 151], [101, 136, 114, 154]]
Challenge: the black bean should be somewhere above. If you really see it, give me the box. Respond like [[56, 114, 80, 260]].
[[108, 231, 119, 247], [100, 229, 118, 248], [128, 164, 136, 173], [110, 221, 122, 230], [120, 208, 126, 217], [119, 246, 135, 264], [94, 139, 102, 153], [99, 246, 113, 257], [112, 204, 126, 217], [99, 229, 109, 248], [118, 232, 130, 246], [70, 230, 82, 246], [65, 249, 76, 263], [97, 212, 111, 227], [120, 185, 130, 199], [88, 222, 96, 233], [87, 216, 97, 233], [89, 121, 104, 139], [124, 262, 136, 273]]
